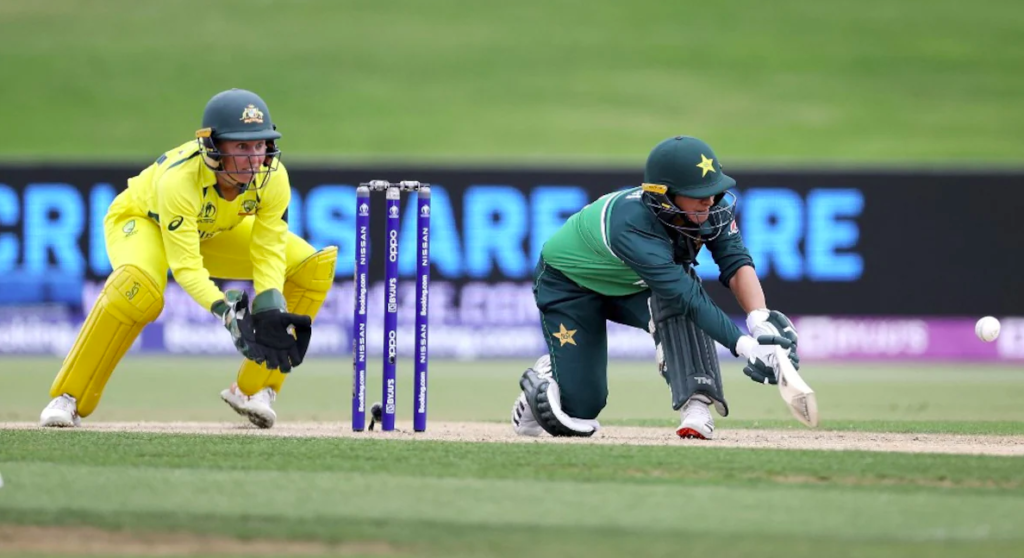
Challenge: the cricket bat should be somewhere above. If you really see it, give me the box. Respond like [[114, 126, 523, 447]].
[[773, 346, 819, 428]]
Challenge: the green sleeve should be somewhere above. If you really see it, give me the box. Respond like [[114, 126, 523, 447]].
[[705, 216, 754, 287], [608, 202, 743, 350]]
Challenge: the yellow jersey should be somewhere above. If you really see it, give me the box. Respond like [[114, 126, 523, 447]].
[[122, 140, 290, 310]]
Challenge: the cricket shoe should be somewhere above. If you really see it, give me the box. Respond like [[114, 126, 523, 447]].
[[677, 394, 714, 440], [40, 393, 81, 427], [511, 392, 545, 436], [220, 383, 277, 429], [532, 354, 552, 376], [510, 354, 552, 436]]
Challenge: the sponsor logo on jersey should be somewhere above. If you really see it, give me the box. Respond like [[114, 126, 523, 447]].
[[198, 202, 218, 222]]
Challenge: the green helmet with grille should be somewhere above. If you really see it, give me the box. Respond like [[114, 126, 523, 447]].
[[195, 89, 281, 191], [641, 136, 737, 240], [199, 88, 281, 141]]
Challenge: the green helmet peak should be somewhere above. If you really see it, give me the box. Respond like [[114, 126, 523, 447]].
[[643, 136, 734, 199], [198, 88, 281, 141]]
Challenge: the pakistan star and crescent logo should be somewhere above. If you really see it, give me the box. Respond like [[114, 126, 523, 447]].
[[696, 154, 716, 178], [553, 323, 577, 346]]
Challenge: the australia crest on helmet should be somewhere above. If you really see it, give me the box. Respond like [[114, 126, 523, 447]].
[[240, 104, 265, 125]]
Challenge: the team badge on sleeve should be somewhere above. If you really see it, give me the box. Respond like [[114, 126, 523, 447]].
[[729, 219, 739, 235]]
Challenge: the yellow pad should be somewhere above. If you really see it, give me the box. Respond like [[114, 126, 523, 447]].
[[51, 265, 164, 417], [236, 247, 338, 395]]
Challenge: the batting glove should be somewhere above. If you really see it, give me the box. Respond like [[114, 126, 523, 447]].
[[747, 309, 800, 370]]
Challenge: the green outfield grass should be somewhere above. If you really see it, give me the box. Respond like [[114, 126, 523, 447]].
[[3, 356, 1024, 429], [1, 431, 1023, 558], [2, 356, 1024, 557], [1, 0, 1021, 164], [2, 356, 1024, 552]]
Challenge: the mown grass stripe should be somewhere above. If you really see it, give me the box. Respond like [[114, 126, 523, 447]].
[[1, 431, 1022, 491], [1, 463, 1023, 542]]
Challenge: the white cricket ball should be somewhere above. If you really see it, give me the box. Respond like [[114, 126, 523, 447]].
[[975, 316, 1001, 342]]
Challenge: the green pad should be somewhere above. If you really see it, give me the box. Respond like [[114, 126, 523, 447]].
[[649, 294, 729, 416]]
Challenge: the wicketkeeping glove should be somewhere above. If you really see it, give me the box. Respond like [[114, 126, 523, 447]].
[[747, 309, 800, 370], [211, 289, 265, 364], [250, 289, 312, 373]]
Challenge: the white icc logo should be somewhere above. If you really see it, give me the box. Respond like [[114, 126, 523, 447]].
[[358, 203, 369, 216], [389, 205, 399, 218], [421, 204, 430, 217]]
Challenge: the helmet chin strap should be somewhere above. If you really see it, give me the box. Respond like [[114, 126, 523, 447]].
[[216, 170, 254, 194], [223, 173, 247, 188]]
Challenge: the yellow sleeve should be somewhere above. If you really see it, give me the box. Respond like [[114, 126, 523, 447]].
[[250, 163, 291, 297], [157, 170, 224, 311]]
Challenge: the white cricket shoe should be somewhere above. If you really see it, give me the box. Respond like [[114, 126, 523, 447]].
[[532, 354, 552, 377], [510, 354, 552, 437], [677, 394, 714, 440], [40, 394, 81, 427], [511, 392, 545, 436], [220, 383, 277, 429]]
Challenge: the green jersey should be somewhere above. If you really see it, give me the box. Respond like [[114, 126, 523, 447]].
[[540, 187, 753, 350]]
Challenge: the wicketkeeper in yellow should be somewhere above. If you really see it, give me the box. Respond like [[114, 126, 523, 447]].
[[39, 89, 338, 429]]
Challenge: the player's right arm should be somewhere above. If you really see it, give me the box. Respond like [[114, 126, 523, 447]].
[[608, 207, 744, 352], [156, 171, 224, 311]]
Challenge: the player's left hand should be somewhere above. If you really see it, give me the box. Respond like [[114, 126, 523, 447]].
[[212, 289, 266, 364], [747, 309, 800, 370], [743, 355, 777, 384], [736, 334, 792, 385]]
